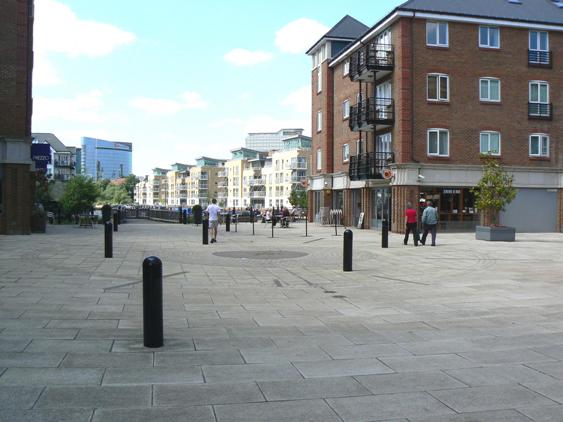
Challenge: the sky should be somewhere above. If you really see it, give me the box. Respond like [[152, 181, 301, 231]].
[[32, 0, 405, 176]]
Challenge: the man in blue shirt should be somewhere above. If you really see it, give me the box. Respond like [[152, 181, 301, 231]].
[[420, 200, 438, 246]]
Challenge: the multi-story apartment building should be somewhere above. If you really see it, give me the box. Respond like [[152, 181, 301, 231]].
[[223, 148, 260, 208], [166, 163, 191, 206], [243, 154, 267, 209], [135, 167, 169, 206], [262, 135, 312, 209], [32, 133, 79, 182], [185, 157, 226, 207], [245, 128, 305, 152], [81, 137, 133, 181], [308, 0, 563, 233]]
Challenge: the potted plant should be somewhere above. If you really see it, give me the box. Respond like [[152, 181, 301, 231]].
[[472, 156, 517, 241]]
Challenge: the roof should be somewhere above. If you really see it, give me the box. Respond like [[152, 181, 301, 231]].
[[398, 0, 563, 26], [306, 15, 369, 54], [32, 133, 69, 152]]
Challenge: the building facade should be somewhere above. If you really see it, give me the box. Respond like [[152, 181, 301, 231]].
[[32, 133, 79, 182], [0, 0, 34, 234], [134, 167, 169, 206], [245, 128, 304, 152], [81, 137, 133, 181], [308, 1, 563, 233]]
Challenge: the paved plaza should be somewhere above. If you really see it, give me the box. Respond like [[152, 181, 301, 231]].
[[1, 219, 563, 421]]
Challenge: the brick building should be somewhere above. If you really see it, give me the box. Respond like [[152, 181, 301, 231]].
[[0, 0, 34, 234], [307, 0, 563, 233]]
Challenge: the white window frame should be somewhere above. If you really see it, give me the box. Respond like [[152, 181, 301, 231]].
[[479, 77, 501, 102], [342, 144, 350, 162], [529, 133, 549, 157], [317, 66, 322, 93], [479, 131, 501, 156], [316, 148, 322, 171], [479, 26, 500, 49], [427, 129, 449, 157], [529, 81, 549, 104], [426, 21, 448, 47], [343, 60, 350, 76], [529, 31, 549, 52], [427, 73, 449, 101], [356, 139, 363, 155], [342, 99, 350, 119], [316, 110, 322, 132]]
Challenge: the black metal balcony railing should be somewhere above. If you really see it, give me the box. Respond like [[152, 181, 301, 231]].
[[528, 50, 552, 67], [528, 102, 553, 120], [349, 152, 394, 181], [349, 43, 394, 81], [349, 97, 394, 132]]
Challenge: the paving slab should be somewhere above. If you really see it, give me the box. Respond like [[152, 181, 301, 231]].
[[203, 363, 302, 383], [258, 376, 371, 401], [355, 371, 467, 394], [0, 409, 93, 422], [0, 386, 43, 409], [0, 368, 103, 386], [0, 353, 64, 368], [61, 352, 153, 368], [409, 409, 534, 421], [293, 358, 394, 378], [24, 339, 112, 353], [154, 382, 264, 406], [154, 350, 244, 366], [102, 366, 203, 385], [35, 385, 151, 408], [92, 406, 216, 422], [519, 405, 563, 421]]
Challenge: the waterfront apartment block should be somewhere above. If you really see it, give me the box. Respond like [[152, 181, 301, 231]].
[[245, 128, 305, 152], [307, 0, 563, 233]]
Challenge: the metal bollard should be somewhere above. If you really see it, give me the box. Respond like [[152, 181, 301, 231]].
[[101, 204, 112, 223], [235, 215, 238, 232], [104, 221, 113, 258], [334, 212, 338, 236], [252, 212, 255, 235], [225, 214, 231, 232], [142, 256, 163, 348], [305, 214, 308, 237], [382, 218, 389, 248], [178, 207, 183, 224], [271, 216, 275, 238], [343, 229, 353, 271], [113, 213, 118, 232], [203, 218, 209, 245]]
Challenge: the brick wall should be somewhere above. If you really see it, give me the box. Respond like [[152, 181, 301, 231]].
[[311, 60, 334, 175], [392, 185, 420, 234]]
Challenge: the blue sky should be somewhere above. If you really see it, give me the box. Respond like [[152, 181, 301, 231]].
[[32, 0, 405, 176]]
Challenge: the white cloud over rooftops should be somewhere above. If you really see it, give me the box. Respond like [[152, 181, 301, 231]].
[[130, 92, 208, 115], [275, 18, 329, 54]]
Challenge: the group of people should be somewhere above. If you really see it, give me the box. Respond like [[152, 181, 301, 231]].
[[404, 200, 438, 247]]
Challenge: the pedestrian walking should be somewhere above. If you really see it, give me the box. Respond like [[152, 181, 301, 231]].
[[403, 202, 418, 246], [205, 198, 222, 243], [420, 200, 438, 246]]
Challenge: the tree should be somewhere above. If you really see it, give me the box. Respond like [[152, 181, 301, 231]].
[[60, 176, 100, 215], [288, 186, 307, 209], [471, 156, 517, 226], [98, 184, 133, 205], [123, 174, 140, 200]]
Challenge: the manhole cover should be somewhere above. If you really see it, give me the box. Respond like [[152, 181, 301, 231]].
[[213, 250, 308, 260]]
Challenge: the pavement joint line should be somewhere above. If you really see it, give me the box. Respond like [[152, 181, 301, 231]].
[[371, 275, 430, 286], [102, 270, 190, 291], [303, 238, 323, 244]]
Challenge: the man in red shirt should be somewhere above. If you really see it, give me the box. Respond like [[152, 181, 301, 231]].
[[404, 202, 419, 246]]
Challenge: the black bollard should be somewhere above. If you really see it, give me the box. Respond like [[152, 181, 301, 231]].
[[142, 256, 163, 348], [183, 210, 187, 224], [305, 214, 308, 237], [113, 213, 118, 232], [382, 218, 389, 248], [178, 207, 183, 224], [104, 221, 113, 258], [225, 214, 231, 232], [334, 213, 338, 236], [271, 216, 275, 238], [252, 211, 255, 235], [202, 218, 209, 245], [235, 215, 238, 232], [118, 209, 123, 224], [343, 229, 353, 271], [101, 204, 112, 223]]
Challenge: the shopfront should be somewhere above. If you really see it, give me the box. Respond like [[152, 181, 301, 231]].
[[371, 188, 391, 230], [419, 187, 479, 231]]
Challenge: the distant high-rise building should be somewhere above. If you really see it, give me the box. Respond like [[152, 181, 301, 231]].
[[81, 137, 133, 180], [245, 129, 304, 152]]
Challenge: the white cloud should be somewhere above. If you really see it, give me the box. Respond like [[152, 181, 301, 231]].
[[34, 91, 104, 123], [130, 92, 208, 115], [275, 18, 329, 54], [224, 48, 273, 66], [33, 53, 62, 87], [281, 85, 311, 114]]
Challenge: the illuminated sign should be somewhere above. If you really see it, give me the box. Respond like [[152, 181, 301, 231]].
[[31, 144, 52, 170]]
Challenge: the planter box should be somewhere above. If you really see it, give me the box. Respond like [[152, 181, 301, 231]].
[[475, 225, 515, 241]]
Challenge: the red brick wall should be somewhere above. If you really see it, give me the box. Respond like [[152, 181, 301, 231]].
[[392, 185, 420, 233], [311, 60, 334, 175], [411, 19, 562, 168]]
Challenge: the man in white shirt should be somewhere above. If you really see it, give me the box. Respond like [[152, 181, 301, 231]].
[[205, 198, 222, 243]]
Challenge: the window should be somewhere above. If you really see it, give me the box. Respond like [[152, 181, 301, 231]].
[[343, 60, 350, 76], [317, 66, 322, 93], [316, 110, 322, 132], [479, 26, 500, 48], [529, 81, 550, 117], [480, 78, 501, 102], [427, 129, 449, 156], [480, 131, 501, 155], [316, 148, 322, 170], [427, 74, 449, 101], [342, 144, 350, 162], [529, 31, 549, 64], [342, 99, 350, 119], [426, 21, 448, 47], [529, 134, 549, 157]]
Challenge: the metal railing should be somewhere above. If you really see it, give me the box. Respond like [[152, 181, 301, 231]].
[[528, 50, 552, 67], [350, 43, 394, 81], [528, 102, 552, 120], [349, 151, 394, 181], [349, 97, 394, 131]]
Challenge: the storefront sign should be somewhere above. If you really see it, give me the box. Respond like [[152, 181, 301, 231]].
[[31, 144, 51, 170]]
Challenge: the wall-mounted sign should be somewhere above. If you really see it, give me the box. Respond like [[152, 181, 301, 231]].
[[31, 144, 51, 170]]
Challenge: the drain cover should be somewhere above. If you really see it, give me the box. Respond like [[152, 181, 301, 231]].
[[213, 250, 308, 260]]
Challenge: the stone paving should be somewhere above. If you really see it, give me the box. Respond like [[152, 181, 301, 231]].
[[1, 219, 563, 421]]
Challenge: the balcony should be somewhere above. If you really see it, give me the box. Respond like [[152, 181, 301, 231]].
[[250, 191, 266, 198], [290, 160, 307, 170], [528, 50, 552, 68], [349, 152, 394, 181], [217, 192, 228, 200], [199, 174, 209, 181], [217, 180, 228, 188], [349, 97, 394, 132], [528, 102, 553, 120], [249, 178, 265, 186], [349, 43, 394, 82], [217, 171, 227, 178], [291, 175, 307, 183]]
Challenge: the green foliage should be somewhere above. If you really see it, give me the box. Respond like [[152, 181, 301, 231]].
[[471, 157, 517, 226], [60, 176, 100, 214], [96, 178, 111, 192], [35, 174, 53, 204], [288, 186, 307, 209], [123, 174, 140, 200], [98, 184, 133, 205]]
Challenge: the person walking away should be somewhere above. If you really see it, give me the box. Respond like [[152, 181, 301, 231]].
[[404, 202, 418, 246], [420, 200, 438, 246], [205, 199, 222, 243]]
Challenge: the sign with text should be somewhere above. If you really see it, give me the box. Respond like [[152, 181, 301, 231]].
[[31, 144, 51, 170]]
